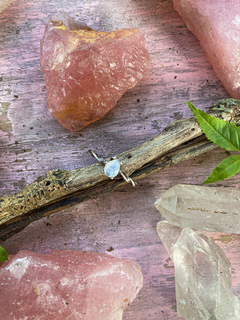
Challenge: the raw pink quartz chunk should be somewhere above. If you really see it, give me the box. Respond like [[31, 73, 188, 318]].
[[0, 250, 143, 319], [173, 0, 240, 99], [40, 12, 149, 132]]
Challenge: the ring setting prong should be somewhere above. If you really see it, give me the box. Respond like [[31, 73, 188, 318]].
[[89, 150, 136, 187]]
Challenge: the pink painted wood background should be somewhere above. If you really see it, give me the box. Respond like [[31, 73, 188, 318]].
[[0, 0, 240, 319]]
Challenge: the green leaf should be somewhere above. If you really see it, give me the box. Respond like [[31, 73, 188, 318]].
[[186, 101, 240, 152], [203, 155, 240, 184], [0, 246, 8, 262]]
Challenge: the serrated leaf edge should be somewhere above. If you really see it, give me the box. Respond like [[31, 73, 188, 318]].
[[203, 155, 240, 184], [186, 100, 240, 152], [0, 246, 8, 262]]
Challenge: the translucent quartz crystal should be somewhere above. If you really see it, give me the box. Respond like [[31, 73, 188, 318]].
[[0, 250, 143, 319], [157, 221, 240, 320], [104, 159, 121, 178], [0, 0, 12, 13], [173, 0, 240, 99], [154, 184, 240, 233], [40, 12, 149, 132]]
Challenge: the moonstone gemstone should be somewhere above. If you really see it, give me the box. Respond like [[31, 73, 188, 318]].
[[154, 184, 240, 233], [173, 0, 240, 99], [0, 250, 143, 320], [104, 159, 121, 178], [0, 0, 12, 13], [40, 12, 149, 132], [157, 221, 240, 320]]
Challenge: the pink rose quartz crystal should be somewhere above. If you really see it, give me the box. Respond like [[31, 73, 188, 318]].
[[0, 0, 13, 13], [40, 12, 149, 132], [173, 0, 240, 99], [0, 250, 143, 320]]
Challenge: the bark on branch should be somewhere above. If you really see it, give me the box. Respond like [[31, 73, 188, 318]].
[[1, 98, 240, 242]]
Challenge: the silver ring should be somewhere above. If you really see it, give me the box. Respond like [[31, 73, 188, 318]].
[[89, 150, 136, 187]]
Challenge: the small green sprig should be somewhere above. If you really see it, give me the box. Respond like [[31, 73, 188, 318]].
[[0, 246, 8, 262], [187, 101, 240, 184]]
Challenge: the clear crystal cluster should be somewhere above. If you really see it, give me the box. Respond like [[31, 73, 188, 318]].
[[157, 221, 240, 320], [154, 184, 240, 233]]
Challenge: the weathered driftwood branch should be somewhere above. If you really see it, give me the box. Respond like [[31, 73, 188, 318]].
[[1, 98, 240, 242]]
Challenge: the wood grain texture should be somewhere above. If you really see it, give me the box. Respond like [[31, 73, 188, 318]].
[[0, 0, 240, 319], [2, 99, 240, 242], [0, 136, 217, 242]]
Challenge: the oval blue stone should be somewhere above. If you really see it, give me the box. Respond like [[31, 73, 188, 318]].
[[104, 159, 121, 178]]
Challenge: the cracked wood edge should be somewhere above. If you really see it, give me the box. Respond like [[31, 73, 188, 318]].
[[0, 98, 239, 242], [0, 138, 216, 242], [0, 118, 202, 225]]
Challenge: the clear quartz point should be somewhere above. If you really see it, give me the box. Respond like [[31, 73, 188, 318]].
[[154, 184, 240, 233], [157, 221, 240, 320], [104, 159, 121, 178]]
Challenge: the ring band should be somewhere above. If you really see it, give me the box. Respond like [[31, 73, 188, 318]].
[[89, 150, 136, 187]]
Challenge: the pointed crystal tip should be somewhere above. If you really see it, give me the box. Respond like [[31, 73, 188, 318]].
[[155, 184, 240, 233], [156, 221, 238, 320]]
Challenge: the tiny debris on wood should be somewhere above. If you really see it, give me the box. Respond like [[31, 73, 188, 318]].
[[0, 99, 240, 243]]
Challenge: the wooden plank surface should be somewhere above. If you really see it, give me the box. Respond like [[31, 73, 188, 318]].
[[0, 0, 240, 319]]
